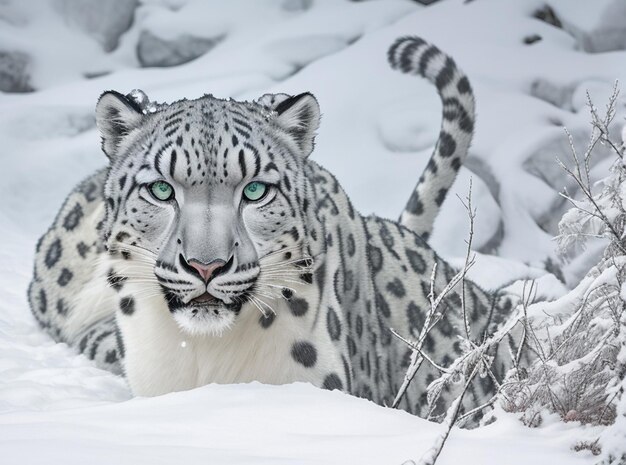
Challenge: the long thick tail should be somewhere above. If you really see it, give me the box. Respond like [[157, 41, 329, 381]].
[[388, 37, 475, 241]]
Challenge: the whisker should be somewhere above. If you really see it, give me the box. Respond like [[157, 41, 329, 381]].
[[258, 267, 310, 275], [111, 242, 158, 258], [248, 295, 269, 318], [259, 262, 313, 273], [250, 290, 279, 300], [261, 254, 313, 264], [255, 282, 296, 293], [258, 271, 308, 279], [258, 244, 303, 260], [256, 298, 276, 316], [259, 276, 307, 285], [251, 293, 277, 316]]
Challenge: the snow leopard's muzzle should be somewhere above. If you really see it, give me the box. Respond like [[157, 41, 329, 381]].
[[152, 198, 262, 335]]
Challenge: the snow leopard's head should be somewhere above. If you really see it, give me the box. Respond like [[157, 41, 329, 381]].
[[95, 90, 320, 335]]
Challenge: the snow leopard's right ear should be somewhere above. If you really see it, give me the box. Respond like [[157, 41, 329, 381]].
[[96, 91, 144, 160], [257, 92, 320, 158]]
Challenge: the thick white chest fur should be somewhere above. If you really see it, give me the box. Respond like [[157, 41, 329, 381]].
[[116, 277, 338, 396]]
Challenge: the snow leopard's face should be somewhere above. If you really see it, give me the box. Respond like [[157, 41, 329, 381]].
[[96, 90, 320, 335]]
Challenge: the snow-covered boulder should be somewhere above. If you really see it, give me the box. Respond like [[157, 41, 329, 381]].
[[52, 0, 138, 52], [0, 50, 32, 93], [136, 30, 224, 68], [529, 79, 575, 111], [581, 0, 626, 53], [280, 0, 312, 12], [552, 0, 626, 53]]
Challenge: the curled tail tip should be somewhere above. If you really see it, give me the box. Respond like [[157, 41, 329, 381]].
[[387, 36, 474, 98], [387, 36, 427, 69]]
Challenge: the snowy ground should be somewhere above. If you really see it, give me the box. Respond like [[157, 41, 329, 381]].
[[1, 0, 625, 463]]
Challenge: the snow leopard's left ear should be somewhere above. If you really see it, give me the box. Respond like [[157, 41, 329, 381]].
[[96, 90, 145, 160], [260, 92, 320, 158]]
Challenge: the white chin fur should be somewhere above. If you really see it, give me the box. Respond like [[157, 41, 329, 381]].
[[172, 307, 236, 337]]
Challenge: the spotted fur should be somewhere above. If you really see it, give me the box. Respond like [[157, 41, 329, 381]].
[[28, 37, 515, 417]]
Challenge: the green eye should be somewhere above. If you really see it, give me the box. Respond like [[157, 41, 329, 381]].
[[243, 181, 268, 202], [150, 181, 174, 201]]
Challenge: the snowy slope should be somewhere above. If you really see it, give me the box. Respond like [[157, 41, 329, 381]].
[[0, 383, 599, 465], [1, 0, 625, 463]]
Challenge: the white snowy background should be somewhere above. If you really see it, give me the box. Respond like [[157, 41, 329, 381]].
[[1, 0, 625, 463]]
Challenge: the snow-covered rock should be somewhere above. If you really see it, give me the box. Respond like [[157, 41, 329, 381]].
[[552, 0, 626, 53], [136, 30, 224, 68], [0, 50, 32, 92], [52, 0, 138, 52], [530, 78, 575, 111], [280, 0, 313, 13]]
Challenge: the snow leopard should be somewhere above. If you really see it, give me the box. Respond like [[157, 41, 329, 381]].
[[28, 37, 516, 417]]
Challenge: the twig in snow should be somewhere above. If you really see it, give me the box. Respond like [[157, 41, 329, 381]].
[[456, 178, 476, 341], [415, 363, 481, 465]]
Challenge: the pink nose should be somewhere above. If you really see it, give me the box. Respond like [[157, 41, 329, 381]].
[[188, 260, 225, 283]]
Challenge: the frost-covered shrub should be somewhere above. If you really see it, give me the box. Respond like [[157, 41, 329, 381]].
[[496, 86, 626, 463], [501, 263, 625, 427]]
